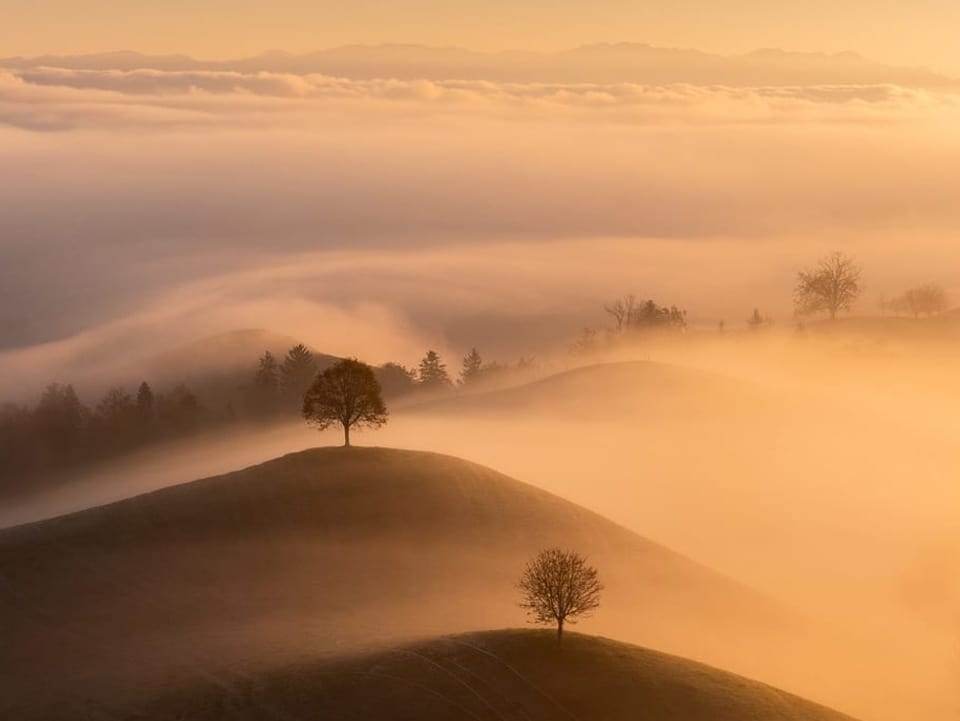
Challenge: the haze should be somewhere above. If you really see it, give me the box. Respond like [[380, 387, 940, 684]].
[[1, 11, 959, 721]]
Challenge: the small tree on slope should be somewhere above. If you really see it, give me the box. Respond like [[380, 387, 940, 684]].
[[302, 358, 388, 447], [519, 548, 603, 645]]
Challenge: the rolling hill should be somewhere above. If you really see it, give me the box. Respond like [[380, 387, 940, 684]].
[[0, 447, 788, 720], [133, 630, 858, 721], [402, 360, 772, 420]]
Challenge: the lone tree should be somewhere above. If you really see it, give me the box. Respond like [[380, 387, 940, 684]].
[[519, 548, 603, 645], [794, 252, 862, 320], [302, 358, 388, 447], [604, 294, 637, 332]]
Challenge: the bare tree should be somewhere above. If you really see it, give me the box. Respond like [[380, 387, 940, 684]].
[[794, 252, 862, 320], [892, 283, 949, 318], [302, 358, 388, 447], [604, 294, 637, 332], [519, 548, 602, 644]]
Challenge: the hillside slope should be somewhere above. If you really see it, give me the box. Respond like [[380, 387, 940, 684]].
[[403, 361, 772, 419], [135, 630, 858, 721], [0, 448, 785, 720]]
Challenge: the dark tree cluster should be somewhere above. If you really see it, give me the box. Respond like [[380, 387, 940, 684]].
[[604, 295, 687, 333], [246, 344, 322, 415], [456, 347, 531, 387], [410, 348, 538, 389], [0, 342, 423, 495], [0, 380, 210, 494]]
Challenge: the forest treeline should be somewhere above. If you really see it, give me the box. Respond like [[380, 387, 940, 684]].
[[0, 344, 533, 494]]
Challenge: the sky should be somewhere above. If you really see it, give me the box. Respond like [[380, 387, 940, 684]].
[[3, 0, 960, 74]]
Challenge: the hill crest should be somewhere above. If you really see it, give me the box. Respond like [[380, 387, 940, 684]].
[[138, 629, 858, 721]]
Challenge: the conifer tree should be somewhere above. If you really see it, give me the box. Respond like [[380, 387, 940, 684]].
[[460, 347, 483, 386], [418, 350, 452, 389]]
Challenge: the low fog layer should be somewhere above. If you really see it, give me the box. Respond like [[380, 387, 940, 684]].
[[4, 336, 958, 721], [2, 59, 960, 393], [3, 51, 960, 721]]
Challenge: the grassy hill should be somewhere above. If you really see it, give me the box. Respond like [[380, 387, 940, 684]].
[[403, 361, 766, 419], [134, 630, 858, 721], [0, 447, 787, 720]]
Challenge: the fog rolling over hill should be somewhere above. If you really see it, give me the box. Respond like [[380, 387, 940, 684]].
[[2, 354, 956, 720], [136, 631, 859, 721], [5, 3, 960, 720], [383, 354, 960, 721], [0, 448, 789, 721]]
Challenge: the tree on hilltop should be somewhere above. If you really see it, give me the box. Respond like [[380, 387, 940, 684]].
[[794, 252, 862, 321], [519, 548, 603, 645], [302, 358, 388, 447]]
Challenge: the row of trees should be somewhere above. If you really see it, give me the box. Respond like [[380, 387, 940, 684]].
[[882, 284, 950, 318], [594, 253, 949, 340], [603, 296, 687, 333], [0, 380, 213, 491], [250, 346, 530, 411], [792, 253, 951, 322], [0, 343, 531, 491]]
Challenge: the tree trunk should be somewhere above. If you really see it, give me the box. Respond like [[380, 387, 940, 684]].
[[343, 424, 351, 448], [557, 618, 564, 645]]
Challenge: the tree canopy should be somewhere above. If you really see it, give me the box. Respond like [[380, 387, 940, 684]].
[[794, 252, 862, 320], [280, 344, 317, 402], [519, 548, 602, 644], [418, 350, 452, 389], [459, 348, 484, 386], [302, 358, 388, 447], [605, 295, 686, 332], [889, 283, 949, 318]]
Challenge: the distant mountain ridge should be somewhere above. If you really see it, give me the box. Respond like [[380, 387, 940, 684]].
[[2, 43, 954, 87]]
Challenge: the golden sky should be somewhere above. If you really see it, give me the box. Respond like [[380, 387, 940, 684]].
[[4, 0, 960, 73]]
